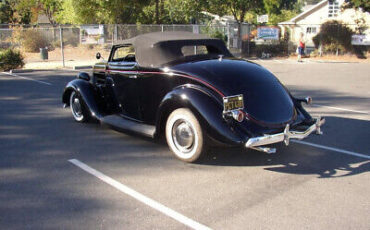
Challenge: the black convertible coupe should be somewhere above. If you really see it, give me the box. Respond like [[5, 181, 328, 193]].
[[62, 31, 324, 162]]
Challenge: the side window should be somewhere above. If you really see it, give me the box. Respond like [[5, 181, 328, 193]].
[[112, 45, 136, 62]]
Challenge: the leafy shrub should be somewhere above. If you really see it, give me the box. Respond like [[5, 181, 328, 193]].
[[312, 20, 354, 54], [0, 49, 24, 71], [21, 30, 50, 53]]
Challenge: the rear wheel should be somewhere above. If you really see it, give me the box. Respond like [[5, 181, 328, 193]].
[[165, 108, 206, 163], [70, 91, 89, 122]]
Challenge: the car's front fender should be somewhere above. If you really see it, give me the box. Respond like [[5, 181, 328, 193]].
[[156, 85, 244, 145], [62, 79, 102, 120]]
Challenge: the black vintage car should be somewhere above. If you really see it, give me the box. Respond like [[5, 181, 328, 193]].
[[62, 31, 325, 162]]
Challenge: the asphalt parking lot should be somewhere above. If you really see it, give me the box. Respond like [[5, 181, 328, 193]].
[[1, 60, 369, 229]]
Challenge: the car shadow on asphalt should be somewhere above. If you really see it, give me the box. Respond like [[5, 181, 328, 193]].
[[59, 114, 370, 179], [199, 116, 370, 178]]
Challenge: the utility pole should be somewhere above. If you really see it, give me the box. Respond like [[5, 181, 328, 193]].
[[59, 26, 65, 68]]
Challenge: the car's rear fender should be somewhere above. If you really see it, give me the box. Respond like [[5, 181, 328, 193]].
[[156, 84, 244, 145], [62, 79, 103, 120]]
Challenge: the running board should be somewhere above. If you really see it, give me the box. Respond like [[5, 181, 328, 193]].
[[100, 115, 156, 138]]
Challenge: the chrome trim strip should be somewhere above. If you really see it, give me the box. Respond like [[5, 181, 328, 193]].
[[245, 117, 325, 148]]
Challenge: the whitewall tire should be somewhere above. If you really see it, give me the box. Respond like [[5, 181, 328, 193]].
[[165, 108, 206, 162]]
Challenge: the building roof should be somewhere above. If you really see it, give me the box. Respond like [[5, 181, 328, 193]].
[[278, 0, 328, 25], [120, 31, 232, 68]]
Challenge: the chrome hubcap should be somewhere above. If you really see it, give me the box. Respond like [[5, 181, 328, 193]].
[[70, 92, 83, 119], [172, 119, 194, 153]]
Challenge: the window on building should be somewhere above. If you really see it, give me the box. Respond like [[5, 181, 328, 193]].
[[328, 0, 340, 17], [306, 27, 317, 34]]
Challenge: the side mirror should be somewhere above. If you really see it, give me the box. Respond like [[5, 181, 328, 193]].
[[305, 96, 313, 105], [96, 52, 101, 60], [296, 96, 312, 105]]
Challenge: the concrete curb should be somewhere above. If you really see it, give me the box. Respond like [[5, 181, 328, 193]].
[[10, 69, 35, 73], [73, 65, 93, 70]]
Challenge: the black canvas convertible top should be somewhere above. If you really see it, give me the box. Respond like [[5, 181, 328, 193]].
[[120, 31, 232, 68]]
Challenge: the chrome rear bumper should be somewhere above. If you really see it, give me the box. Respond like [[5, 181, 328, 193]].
[[245, 117, 325, 153]]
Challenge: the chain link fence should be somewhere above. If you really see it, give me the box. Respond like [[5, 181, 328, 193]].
[[0, 23, 368, 69], [0, 24, 231, 68], [241, 23, 370, 59]]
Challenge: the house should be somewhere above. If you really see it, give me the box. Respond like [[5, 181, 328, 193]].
[[279, 0, 370, 47]]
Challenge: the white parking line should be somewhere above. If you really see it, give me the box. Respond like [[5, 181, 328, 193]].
[[312, 104, 369, 115], [68, 159, 212, 230], [1, 72, 52, 86], [292, 140, 370, 159]]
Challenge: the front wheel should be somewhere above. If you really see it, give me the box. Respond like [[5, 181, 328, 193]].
[[69, 90, 89, 122], [165, 108, 206, 163]]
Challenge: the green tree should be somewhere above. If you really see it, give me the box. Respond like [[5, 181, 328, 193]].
[[206, 0, 264, 42], [263, 0, 300, 15], [139, 0, 204, 24], [36, 0, 62, 26], [343, 0, 369, 13], [1, 0, 62, 25], [263, 0, 302, 25], [268, 9, 298, 25], [55, 0, 78, 24], [0, 0, 33, 24], [0, 1, 13, 24], [63, 0, 150, 24], [201, 0, 265, 24]]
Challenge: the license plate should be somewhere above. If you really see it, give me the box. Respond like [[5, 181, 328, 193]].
[[223, 94, 244, 112]]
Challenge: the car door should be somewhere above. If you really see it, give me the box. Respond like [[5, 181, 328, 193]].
[[107, 45, 142, 121]]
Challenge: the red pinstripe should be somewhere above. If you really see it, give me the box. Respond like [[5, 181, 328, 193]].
[[106, 69, 225, 97]]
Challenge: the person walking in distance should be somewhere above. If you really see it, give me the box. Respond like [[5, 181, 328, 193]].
[[297, 32, 305, 62]]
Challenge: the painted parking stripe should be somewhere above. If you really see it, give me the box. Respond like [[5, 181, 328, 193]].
[[1, 72, 52, 86], [312, 104, 369, 115], [68, 159, 212, 230], [292, 140, 370, 159]]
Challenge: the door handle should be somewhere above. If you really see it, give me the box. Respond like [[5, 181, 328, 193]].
[[129, 75, 137, 79]]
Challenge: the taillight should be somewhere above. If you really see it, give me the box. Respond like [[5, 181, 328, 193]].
[[232, 110, 245, 122]]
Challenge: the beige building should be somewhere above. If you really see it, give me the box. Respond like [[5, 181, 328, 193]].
[[279, 0, 370, 47]]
